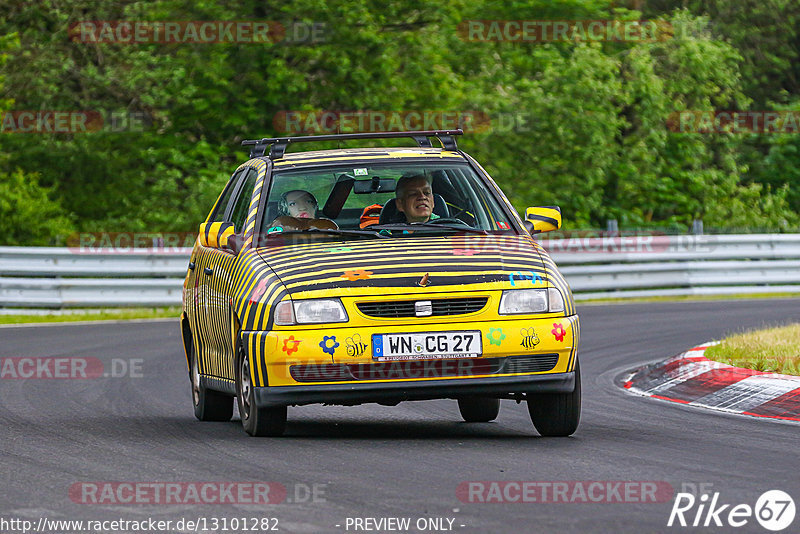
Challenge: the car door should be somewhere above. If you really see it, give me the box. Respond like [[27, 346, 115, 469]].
[[193, 168, 256, 379]]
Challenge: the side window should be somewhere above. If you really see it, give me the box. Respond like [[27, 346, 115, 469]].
[[228, 169, 258, 232], [210, 169, 245, 222]]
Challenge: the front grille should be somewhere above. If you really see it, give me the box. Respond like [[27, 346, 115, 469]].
[[289, 354, 560, 383], [503, 354, 559, 373], [349, 358, 504, 380], [290, 364, 353, 382], [357, 297, 488, 318]]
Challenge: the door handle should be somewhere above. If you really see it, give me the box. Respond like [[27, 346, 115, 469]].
[[204, 267, 213, 276]]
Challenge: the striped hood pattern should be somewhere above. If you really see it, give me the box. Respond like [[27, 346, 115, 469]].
[[254, 234, 574, 311]]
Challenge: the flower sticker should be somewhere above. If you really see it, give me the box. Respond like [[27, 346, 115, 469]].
[[319, 335, 339, 356], [487, 328, 506, 346], [282, 335, 301, 355], [342, 269, 373, 281], [551, 323, 567, 342], [248, 278, 268, 304]]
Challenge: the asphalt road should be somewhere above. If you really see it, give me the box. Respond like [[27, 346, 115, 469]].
[[1, 299, 799, 534]]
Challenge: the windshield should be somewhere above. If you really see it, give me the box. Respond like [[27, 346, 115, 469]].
[[259, 161, 516, 243]]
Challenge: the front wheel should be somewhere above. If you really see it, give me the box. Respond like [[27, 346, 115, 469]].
[[190, 344, 233, 422], [527, 360, 581, 436], [457, 397, 500, 422], [236, 343, 287, 437]]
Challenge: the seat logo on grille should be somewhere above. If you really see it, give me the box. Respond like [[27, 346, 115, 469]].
[[415, 301, 433, 317]]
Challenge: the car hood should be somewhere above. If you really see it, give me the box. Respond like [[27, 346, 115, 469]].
[[254, 234, 557, 298]]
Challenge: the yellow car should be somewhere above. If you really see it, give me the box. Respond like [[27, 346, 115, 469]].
[[181, 130, 580, 436]]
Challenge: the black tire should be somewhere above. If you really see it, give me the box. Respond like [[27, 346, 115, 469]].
[[190, 344, 233, 422], [458, 397, 500, 422], [235, 342, 287, 437], [527, 360, 581, 436]]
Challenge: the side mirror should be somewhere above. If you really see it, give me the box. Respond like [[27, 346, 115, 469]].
[[524, 206, 561, 234], [198, 222, 236, 249], [227, 233, 244, 255]]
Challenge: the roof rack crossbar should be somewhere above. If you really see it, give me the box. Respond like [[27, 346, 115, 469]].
[[241, 129, 463, 160]]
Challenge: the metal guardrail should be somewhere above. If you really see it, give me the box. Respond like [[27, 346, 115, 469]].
[[546, 234, 800, 299], [1, 234, 799, 308], [0, 247, 189, 308]]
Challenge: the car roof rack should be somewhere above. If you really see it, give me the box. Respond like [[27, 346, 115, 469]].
[[241, 129, 463, 159]]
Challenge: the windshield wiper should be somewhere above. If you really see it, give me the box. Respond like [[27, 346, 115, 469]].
[[371, 222, 488, 235], [265, 228, 389, 239]]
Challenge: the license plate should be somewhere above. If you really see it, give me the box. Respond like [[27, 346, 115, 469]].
[[372, 331, 482, 361]]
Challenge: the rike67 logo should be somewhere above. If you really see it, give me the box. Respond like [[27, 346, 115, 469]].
[[668, 490, 795, 531]]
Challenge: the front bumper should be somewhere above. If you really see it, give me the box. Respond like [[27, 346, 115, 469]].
[[241, 315, 580, 391], [254, 371, 576, 407]]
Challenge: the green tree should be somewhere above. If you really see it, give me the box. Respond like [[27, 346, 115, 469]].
[[0, 168, 74, 245], [0, 0, 797, 240]]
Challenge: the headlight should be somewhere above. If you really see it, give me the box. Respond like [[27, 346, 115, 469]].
[[499, 288, 565, 314], [274, 299, 349, 325]]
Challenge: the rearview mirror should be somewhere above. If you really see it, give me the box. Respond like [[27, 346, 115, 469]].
[[524, 206, 561, 234], [198, 222, 236, 249], [353, 176, 396, 194]]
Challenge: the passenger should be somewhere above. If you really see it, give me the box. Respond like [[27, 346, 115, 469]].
[[278, 190, 318, 219], [271, 189, 338, 231]]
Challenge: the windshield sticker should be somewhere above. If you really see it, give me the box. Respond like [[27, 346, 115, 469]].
[[354, 168, 368, 176]]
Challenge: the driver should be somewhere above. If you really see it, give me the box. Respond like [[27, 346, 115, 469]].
[[394, 174, 440, 223]]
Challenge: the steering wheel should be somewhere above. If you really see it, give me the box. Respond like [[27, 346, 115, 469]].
[[425, 217, 473, 227]]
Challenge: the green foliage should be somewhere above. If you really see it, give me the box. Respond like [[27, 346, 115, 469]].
[[0, 0, 798, 242], [0, 168, 74, 245]]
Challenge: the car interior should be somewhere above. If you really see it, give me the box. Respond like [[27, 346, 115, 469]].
[[259, 164, 508, 238]]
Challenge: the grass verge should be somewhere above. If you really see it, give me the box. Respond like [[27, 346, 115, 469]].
[[0, 307, 181, 325], [704, 323, 800, 376]]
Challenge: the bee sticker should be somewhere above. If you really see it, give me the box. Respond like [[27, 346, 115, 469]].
[[520, 327, 540, 350]]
